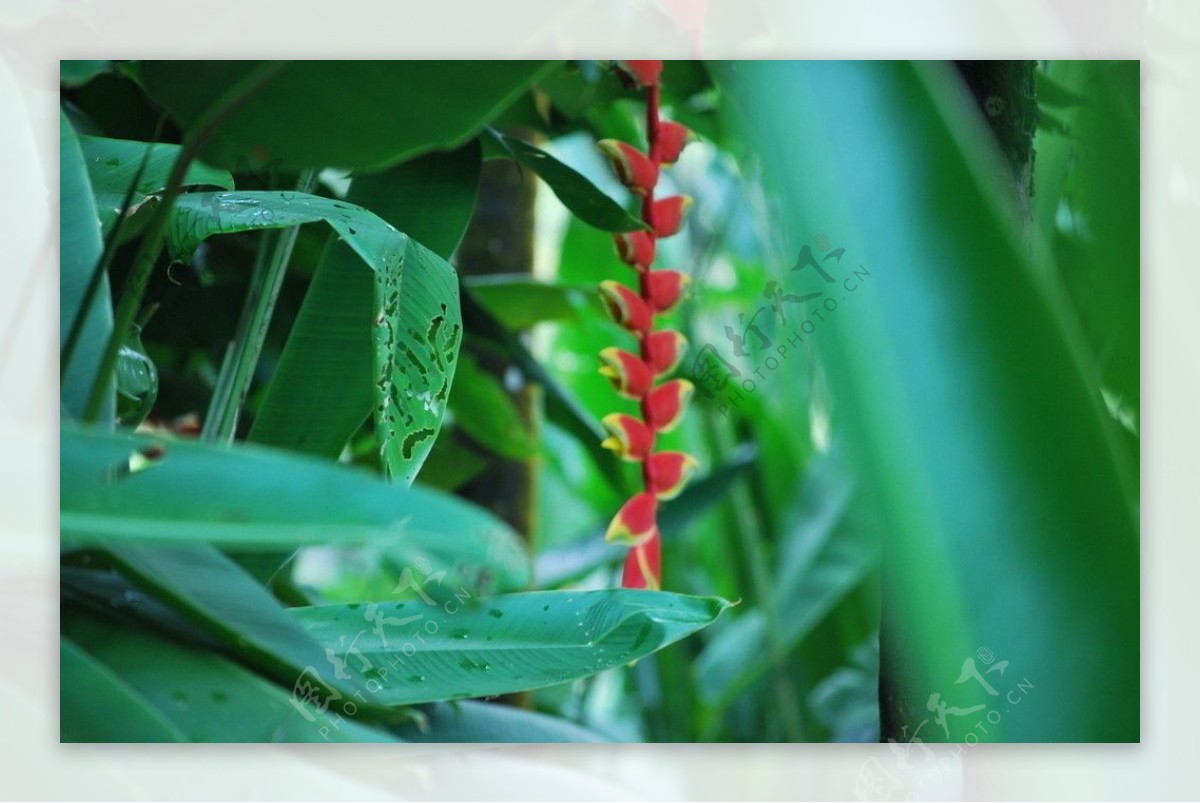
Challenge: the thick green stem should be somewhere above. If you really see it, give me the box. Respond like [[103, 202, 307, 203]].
[[202, 169, 316, 442]]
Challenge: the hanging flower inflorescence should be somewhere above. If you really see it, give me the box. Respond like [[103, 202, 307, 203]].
[[597, 60, 697, 591]]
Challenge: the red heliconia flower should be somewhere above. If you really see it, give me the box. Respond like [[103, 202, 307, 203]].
[[605, 492, 659, 546], [645, 269, 690, 313], [652, 195, 693, 238], [599, 60, 696, 593], [618, 60, 663, 88], [601, 413, 654, 462], [614, 230, 656, 271], [598, 140, 659, 196], [622, 533, 661, 589], [657, 120, 692, 165], [644, 379, 694, 432], [644, 329, 687, 376], [599, 347, 654, 399], [599, 280, 652, 332], [647, 451, 700, 500]]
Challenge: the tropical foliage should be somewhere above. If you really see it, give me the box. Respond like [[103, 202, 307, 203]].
[[60, 59, 1138, 743]]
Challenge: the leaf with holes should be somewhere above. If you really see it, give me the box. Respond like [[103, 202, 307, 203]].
[[167, 191, 461, 485]]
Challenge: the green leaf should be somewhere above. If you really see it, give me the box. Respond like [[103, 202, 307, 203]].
[[64, 614, 398, 742], [449, 351, 536, 460], [721, 60, 1138, 741], [695, 454, 878, 710], [464, 274, 594, 330], [166, 190, 462, 485], [61, 424, 530, 594], [460, 286, 628, 496], [1048, 62, 1140, 437], [249, 144, 481, 480], [288, 590, 731, 707], [59, 110, 115, 423], [79, 135, 233, 239], [139, 60, 554, 172], [101, 541, 371, 704], [491, 132, 646, 232], [394, 700, 607, 743], [61, 636, 187, 742], [61, 60, 110, 88]]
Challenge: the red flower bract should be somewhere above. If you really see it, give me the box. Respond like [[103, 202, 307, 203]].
[[600, 280, 652, 332], [644, 379, 694, 433], [618, 60, 663, 87], [598, 140, 659, 196], [614, 230, 656, 271], [605, 492, 658, 546], [601, 413, 654, 462], [599, 348, 654, 399], [652, 195, 693, 238], [647, 451, 700, 500], [645, 270, 690, 313], [657, 120, 692, 165], [644, 330, 688, 376]]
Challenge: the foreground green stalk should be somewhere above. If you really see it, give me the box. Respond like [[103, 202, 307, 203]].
[[203, 169, 316, 442]]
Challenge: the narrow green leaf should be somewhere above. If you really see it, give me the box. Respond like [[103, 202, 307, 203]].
[[166, 190, 462, 485], [493, 132, 646, 232], [139, 60, 554, 172], [79, 135, 233, 239], [288, 590, 731, 707], [59, 110, 114, 423], [61, 636, 187, 742]]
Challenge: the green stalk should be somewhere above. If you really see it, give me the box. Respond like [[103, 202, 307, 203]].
[[83, 61, 286, 422], [703, 409, 804, 741], [61, 116, 166, 382], [202, 169, 316, 442]]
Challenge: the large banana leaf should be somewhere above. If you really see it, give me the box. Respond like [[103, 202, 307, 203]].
[[138, 60, 554, 172], [166, 190, 461, 485], [288, 590, 730, 707], [720, 60, 1138, 741]]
